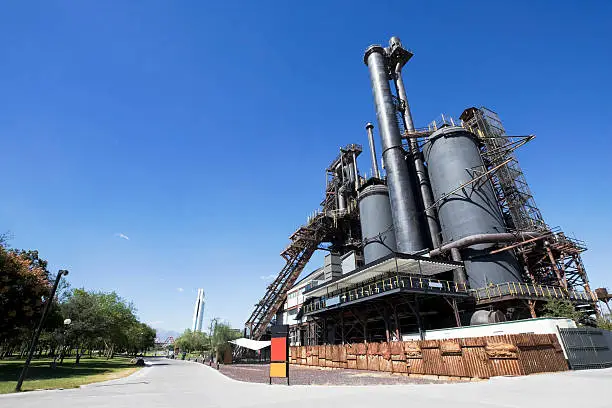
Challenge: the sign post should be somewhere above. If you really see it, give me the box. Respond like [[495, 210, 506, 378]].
[[269, 325, 289, 385]]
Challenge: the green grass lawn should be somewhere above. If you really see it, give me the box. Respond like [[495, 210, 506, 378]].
[[0, 356, 140, 394]]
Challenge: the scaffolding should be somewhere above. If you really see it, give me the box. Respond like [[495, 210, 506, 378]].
[[460, 107, 592, 294], [245, 147, 362, 340], [461, 107, 546, 232]]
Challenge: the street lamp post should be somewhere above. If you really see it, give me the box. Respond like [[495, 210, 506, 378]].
[[15, 270, 69, 392]]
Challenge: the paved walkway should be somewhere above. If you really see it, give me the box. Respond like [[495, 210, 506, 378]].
[[2, 358, 611, 408]]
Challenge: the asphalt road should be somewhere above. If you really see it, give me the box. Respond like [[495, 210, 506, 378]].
[[2, 358, 611, 408]]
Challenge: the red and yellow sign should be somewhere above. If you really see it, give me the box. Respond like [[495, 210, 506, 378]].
[[269, 362, 287, 377], [269, 325, 289, 385], [271, 337, 287, 361]]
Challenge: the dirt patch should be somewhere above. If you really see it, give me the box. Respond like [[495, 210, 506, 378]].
[[219, 364, 451, 385]]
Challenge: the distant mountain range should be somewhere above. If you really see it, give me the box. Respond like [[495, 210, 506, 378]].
[[155, 328, 181, 341]]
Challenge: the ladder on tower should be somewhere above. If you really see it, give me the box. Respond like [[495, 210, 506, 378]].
[[245, 213, 329, 340]]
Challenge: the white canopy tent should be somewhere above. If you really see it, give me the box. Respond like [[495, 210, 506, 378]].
[[228, 338, 271, 351]]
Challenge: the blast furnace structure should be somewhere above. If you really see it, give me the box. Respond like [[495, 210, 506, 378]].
[[245, 37, 597, 345]]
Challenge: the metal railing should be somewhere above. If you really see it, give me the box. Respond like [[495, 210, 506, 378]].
[[470, 282, 597, 302], [302, 275, 468, 314], [302, 279, 598, 314]]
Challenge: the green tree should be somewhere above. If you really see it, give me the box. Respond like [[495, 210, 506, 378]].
[[174, 329, 210, 354], [97, 291, 137, 358], [596, 316, 612, 331], [192, 331, 209, 353], [174, 329, 194, 352], [125, 322, 156, 356], [62, 289, 108, 363], [62, 289, 144, 361], [211, 321, 240, 362], [543, 298, 582, 322]]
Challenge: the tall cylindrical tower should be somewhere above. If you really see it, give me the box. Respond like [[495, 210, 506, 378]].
[[424, 126, 523, 287], [363, 45, 426, 253], [358, 184, 397, 264], [387, 37, 442, 249], [196, 289, 205, 332]]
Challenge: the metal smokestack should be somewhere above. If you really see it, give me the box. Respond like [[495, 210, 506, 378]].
[[363, 45, 425, 253], [365, 123, 380, 179], [388, 36, 442, 249], [389, 36, 415, 131]]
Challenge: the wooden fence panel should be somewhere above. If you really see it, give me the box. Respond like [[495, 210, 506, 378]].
[[422, 347, 443, 375], [357, 355, 367, 370], [486, 336, 523, 376], [462, 346, 493, 378], [290, 334, 567, 378]]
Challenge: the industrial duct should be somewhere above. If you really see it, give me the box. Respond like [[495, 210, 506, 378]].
[[429, 232, 541, 257]]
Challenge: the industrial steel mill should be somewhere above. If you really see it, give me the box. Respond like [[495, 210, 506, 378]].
[[244, 36, 597, 345]]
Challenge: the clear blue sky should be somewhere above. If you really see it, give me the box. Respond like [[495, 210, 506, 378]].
[[1, 1, 610, 333]]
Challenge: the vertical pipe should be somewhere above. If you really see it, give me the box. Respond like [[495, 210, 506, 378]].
[[393, 305, 401, 341], [450, 248, 467, 287], [392, 63, 415, 132], [352, 152, 359, 190], [451, 298, 462, 327], [365, 123, 380, 179], [338, 187, 346, 211], [383, 306, 391, 343], [364, 45, 425, 253], [393, 61, 442, 248]]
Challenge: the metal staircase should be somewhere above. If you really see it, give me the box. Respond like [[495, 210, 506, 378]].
[[245, 213, 332, 340]]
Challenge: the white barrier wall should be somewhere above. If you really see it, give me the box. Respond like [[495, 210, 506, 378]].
[[402, 318, 576, 342]]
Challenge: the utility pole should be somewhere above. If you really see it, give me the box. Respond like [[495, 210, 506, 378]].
[[15, 270, 69, 392]]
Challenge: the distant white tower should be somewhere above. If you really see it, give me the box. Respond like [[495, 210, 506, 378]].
[[191, 289, 205, 332]]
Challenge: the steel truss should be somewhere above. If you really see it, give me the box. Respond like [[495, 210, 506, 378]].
[[461, 107, 546, 232], [459, 107, 593, 294], [245, 147, 363, 340], [299, 293, 465, 345]]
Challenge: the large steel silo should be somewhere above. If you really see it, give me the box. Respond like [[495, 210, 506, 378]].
[[358, 184, 397, 264], [424, 126, 522, 288]]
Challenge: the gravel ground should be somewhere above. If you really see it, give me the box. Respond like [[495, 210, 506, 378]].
[[219, 364, 452, 385]]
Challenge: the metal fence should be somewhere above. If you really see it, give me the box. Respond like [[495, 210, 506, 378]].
[[557, 327, 612, 369], [471, 282, 597, 303]]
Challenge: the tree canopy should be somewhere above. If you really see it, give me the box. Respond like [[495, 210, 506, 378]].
[[0, 245, 51, 343], [173, 320, 240, 360], [543, 298, 583, 323], [1, 239, 155, 360]]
